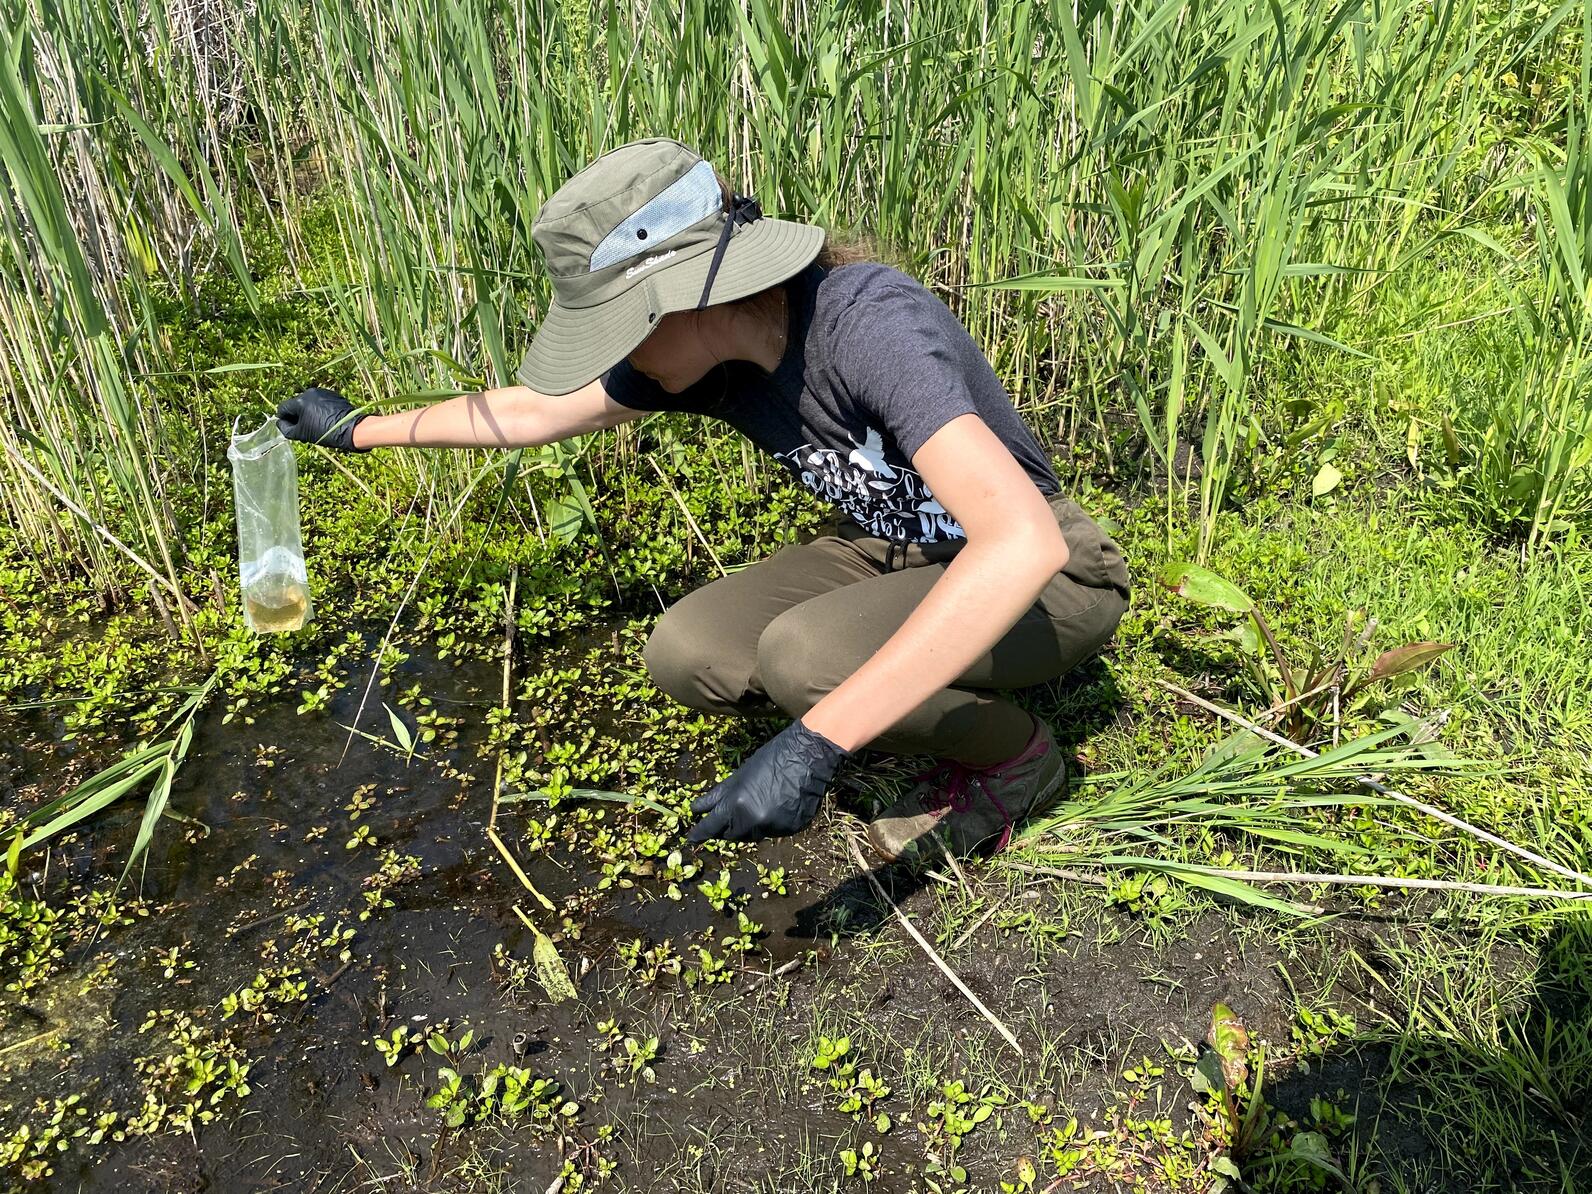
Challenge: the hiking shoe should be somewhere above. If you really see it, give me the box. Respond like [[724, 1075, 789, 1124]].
[[865, 714, 1067, 862]]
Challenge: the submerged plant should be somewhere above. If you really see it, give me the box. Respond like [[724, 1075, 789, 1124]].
[[11, 670, 221, 887], [426, 1062, 577, 1130]]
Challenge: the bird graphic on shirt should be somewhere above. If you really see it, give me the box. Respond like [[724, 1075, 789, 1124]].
[[848, 428, 898, 483]]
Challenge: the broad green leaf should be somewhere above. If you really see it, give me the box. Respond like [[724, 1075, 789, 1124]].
[[1210, 1003, 1250, 1091], [119, 755, 177, 886], [544, 493, 584, 544], [1190, 1050, 1223, 1094], [1158, 562, 1255, 613], [1099, 854, 1315, 917], [1310, 462, 1343, 498], [1441, 414, 1463, 467], [1153, 862, 1312, 917], [511, 906, 576, 1002], [21, 757, 166, 849], [384, 704, 414, 753]]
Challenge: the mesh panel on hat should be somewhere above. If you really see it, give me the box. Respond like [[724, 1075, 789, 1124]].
[[588, 160, 722, 272]]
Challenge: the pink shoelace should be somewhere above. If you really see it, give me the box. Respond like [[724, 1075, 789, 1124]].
[[912, 732, 1046, 852], [911, 759, 1016, 850]]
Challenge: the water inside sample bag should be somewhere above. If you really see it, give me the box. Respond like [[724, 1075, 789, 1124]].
[[229, 416, 314, 633]]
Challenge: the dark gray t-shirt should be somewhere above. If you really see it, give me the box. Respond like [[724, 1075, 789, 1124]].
[[600, 261, 1061, 545]]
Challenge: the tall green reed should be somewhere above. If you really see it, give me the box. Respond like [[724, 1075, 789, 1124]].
[[0, 0, 1581, 606], [0, 0, 258, 613], [1452, 15, 1592, 552]]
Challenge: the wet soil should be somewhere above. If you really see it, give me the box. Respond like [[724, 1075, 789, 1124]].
[[0, 630, 1564, 1192]]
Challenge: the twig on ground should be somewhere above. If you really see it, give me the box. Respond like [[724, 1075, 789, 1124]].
[[318, 959, 354, 989], [226, 901, 310, 938], [489, 565, 518, 834], [1155, 678, 1592, 890], [939, 841, 973, 892], [1003, 862, 1110, 889], [0, 1029, 57, 1058], [948, 901, 1005, 952], [489, 827, 557, 913], [747, 955, 808, 988], [844, 835, 1022, 1057]]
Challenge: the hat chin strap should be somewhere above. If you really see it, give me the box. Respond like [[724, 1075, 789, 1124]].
[[696, 194, 764, 310]]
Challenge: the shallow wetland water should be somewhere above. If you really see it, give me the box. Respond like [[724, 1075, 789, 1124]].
[[0, 628, 1538, 1192]]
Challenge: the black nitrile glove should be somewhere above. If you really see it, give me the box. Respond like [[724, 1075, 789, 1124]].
[[686, 718, 850, 845], [276, 386, 369, 452]]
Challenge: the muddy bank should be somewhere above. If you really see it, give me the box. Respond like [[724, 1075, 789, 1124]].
[[1, 629, 1567, 1192]]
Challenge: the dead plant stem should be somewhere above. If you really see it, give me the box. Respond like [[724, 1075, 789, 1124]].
[[844, 835, 1022, 1057]]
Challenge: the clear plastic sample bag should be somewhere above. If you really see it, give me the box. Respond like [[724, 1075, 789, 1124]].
[[228, 416, 313, 633]]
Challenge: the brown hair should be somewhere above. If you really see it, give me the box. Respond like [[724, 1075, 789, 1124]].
[[815, 228, 886, 270]]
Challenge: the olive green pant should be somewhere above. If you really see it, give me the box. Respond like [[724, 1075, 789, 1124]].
[[642, 492, 1132, 767]]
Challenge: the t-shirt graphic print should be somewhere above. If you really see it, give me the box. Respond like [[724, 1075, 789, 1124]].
[[776, 427, 964, 543], [581, 261, 1062, 546]]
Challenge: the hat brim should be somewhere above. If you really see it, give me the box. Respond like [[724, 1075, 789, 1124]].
[[516, 217, 826, 396]]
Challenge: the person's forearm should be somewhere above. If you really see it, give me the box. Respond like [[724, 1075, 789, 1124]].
[[799, 530, 1068, 753], [352, 385, 545, 449]]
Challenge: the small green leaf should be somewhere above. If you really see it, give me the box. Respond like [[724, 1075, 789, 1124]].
[[384, 704, 413, 753], [1212, 1155, 1242, 1178], [1190, 1051, 1222, 1094]]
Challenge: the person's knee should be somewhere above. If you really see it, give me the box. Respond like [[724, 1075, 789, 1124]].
[[755, 608, 837, 719], [642, 603, 714, 709], [642, 597, 754, 712]]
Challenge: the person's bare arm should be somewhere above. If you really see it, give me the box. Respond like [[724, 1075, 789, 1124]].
[[351, 378, 640, 449], [798, 412, 1070, 753]]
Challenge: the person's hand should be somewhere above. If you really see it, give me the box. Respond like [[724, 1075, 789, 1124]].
[[276, 386, 369, 452], [686, 718, 850, 844]]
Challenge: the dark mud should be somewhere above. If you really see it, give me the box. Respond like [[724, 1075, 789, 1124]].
[[1, 630, 1559, 1192]]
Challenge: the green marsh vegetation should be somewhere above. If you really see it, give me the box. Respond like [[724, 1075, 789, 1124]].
[[1, 0, 1591, 1189]]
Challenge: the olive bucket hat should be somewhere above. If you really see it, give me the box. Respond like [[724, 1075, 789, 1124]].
[[516, 138, 827, 395]]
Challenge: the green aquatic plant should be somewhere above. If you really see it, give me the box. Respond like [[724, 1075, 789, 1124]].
[[809, 1035, 893, 1132], [10, 670, 220, 887], [840, 1140, 881, 1184], [0, 834, 61, 996], [426, 1062, 577, 1130], [697, 869, 734, 912]]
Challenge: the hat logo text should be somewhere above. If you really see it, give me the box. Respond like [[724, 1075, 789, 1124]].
[[625, 249, 676, 278]]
